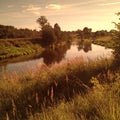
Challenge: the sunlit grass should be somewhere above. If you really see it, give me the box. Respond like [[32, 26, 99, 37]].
[[29, 77, 120, 120], [0, 38, 44, 59], [0, 56, 119, 119]]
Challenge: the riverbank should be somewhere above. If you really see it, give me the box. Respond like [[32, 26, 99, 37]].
[[30, 77, 120, 120], [93, 36, 114, 48], [0, 35, 113, 60], [0, 56, 120, 119], [0, 38, 44, 60]]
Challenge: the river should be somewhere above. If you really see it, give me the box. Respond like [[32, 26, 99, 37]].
[[0, 43, 113, 77]]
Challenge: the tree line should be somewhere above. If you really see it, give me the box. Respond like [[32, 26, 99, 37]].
[[76, 27, 113, 41], [0, 17, 113, 42], [0, 25, 39, 39]]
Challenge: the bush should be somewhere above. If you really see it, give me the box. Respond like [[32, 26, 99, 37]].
[[41, 25, 57, 47], [113, 12, 120, 65]]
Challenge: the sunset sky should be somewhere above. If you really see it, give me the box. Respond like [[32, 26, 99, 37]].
[[0, 0, 120, 31]]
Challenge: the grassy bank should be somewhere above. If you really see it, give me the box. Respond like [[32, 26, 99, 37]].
[[0, 38, 44, 60], [30, 77, 120, 120], [0, 56, 119, 119], [93, 36, 114, 48]]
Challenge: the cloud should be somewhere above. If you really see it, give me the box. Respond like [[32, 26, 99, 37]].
[[100, 1, 120, 6], [22, 4, 41, 15], [45, 4, 61, 10], [8, 5, 14, 8]]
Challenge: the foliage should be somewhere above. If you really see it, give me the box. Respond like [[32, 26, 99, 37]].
[[36, 16, 59, 47], [113, 12, 120, 65], [0, 38, 43, 60], [93, 36, 114, 48], [83, 27, 92, 39], [41, 24, 57, 47], [76, 29, 84, 41], [93, 30, 110, 39], [36, 16, 48, 29], [36, 16, 70, 47], [54, 23, 61, 42], [30, 78, 120, 120], [0, 25, 39, 39], [61, 32, 72, 42], [77, 27, 92, 41]]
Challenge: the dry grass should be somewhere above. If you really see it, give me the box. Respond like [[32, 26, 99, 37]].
[[0, 57, 118, 120], [29, 77, 120, 120]]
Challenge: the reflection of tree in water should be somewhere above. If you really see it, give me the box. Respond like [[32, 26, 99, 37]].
[[41, 43, 71, 65], [83, 45, 91, 52], [77, 40, 92, 53], [41, 50, 57, 65], [77, 41, 83, 51], [0, 64, 7, 77]]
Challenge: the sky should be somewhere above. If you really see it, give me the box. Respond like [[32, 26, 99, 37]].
[[0, 0, 120, 31]]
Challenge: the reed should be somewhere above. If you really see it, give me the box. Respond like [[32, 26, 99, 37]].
[[29, 77, 120, 120]]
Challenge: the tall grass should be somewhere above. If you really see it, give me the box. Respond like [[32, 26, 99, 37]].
[[29, 77, 120, 120], [0, 57, 118, 119]]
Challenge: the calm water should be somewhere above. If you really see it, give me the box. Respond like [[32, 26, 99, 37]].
[[0, 43, 113, 77]]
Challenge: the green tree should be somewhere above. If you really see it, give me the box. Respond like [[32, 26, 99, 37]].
[[76, 29, 84, 41], [113, 12, 120, 64], [83, 27, 92, 39], [0, 24, 39, 39], [42, 24, 57, 47], [54, 23, 61, 42], [36, 16, 48, 29]]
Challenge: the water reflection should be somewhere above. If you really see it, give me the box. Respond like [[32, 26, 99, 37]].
[[77, 41, 92, 52], [41, 43, 71, 65], [0, 43, 112, 77], [0, 65, 7, 76]]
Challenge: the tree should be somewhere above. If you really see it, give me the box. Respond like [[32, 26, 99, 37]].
[[36, 16, 63, 47], [36, 16, 55, 46], [0, 25, 39, 39], [93, 30, 109, 38], [113, 12, 120, 65], [36, 16, 48, 29], [83, 27, 92, 39], [41, 24, 57, 47], [54, 23, 61, 42], [76, 29, 84, 41]]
